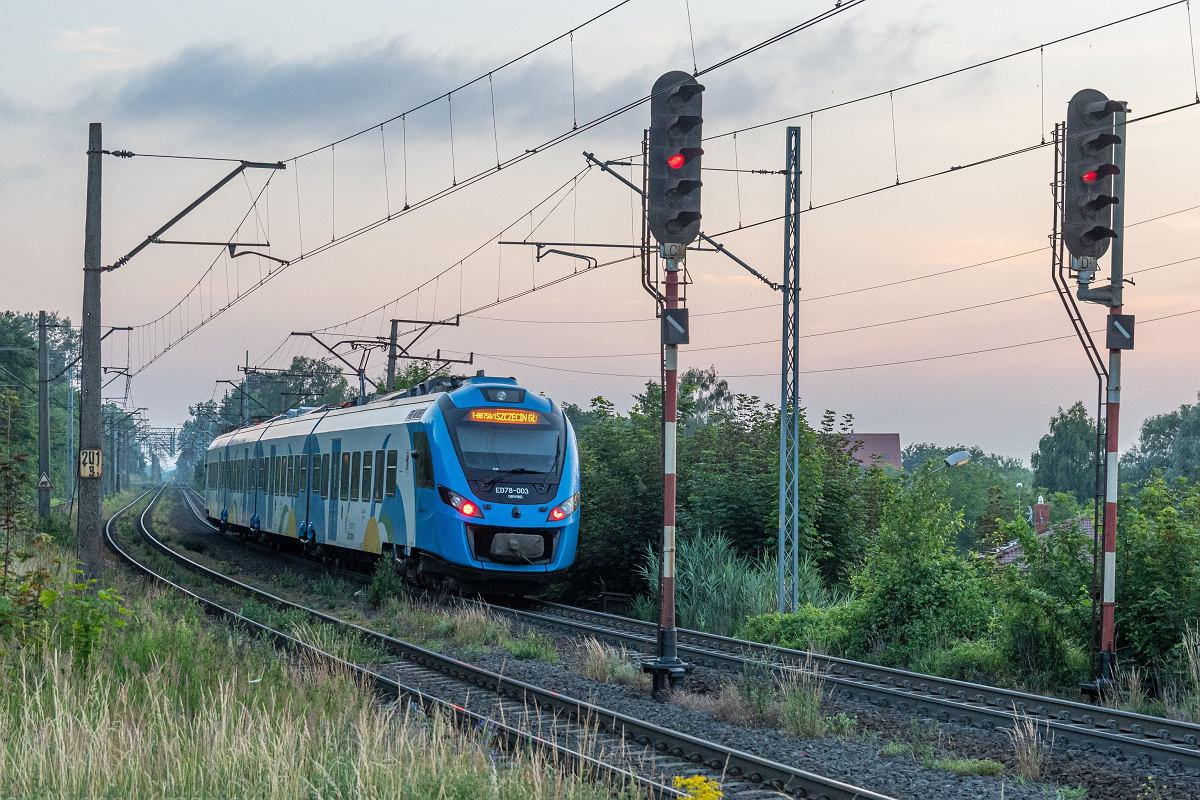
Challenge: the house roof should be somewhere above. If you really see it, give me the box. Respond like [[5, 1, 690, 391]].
[[846, 433, 903, 470]]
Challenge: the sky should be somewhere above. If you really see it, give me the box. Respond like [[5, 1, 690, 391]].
[[2, 0, 1199, 463]]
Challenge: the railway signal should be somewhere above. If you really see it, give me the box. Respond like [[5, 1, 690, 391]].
[[648, 70, 704, 245], [1063, 88, 1125, 260]]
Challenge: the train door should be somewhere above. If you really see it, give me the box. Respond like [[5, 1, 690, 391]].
[[412, 427, 436, 547]]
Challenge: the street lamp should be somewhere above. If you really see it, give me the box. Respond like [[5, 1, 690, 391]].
[[1015, 482, 1024, 515], [931, 450, 971, 473]]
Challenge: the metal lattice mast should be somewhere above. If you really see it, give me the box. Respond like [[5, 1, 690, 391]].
[[778, 126, 802, 613]]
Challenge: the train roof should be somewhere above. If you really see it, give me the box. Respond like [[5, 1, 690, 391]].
[[207, 373, 548, 450]]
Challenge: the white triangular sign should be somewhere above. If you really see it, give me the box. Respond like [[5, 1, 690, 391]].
[[37, 472, 52, 489]]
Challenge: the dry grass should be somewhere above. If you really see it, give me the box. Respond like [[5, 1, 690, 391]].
[[0, 581, 625, 800], [1006, 705, 1053, 780], [675, 660, 854, 738], [576, 636, 648, 689], [1165, 624, 1200, 723]]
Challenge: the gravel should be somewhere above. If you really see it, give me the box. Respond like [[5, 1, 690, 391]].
[[160, 488, 1199, 799]]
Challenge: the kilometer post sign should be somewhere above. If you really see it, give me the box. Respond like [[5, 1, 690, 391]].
[[79, 449, 103, 478]]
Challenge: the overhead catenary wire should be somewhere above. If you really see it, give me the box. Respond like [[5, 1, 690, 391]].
[[704, 0, 1189, 141], [477, 307, 1200, 379], [287, 0, 635, 162], [470, 201, 1200, 325], [462, 253, 1200, 359], [128, 1, 866, 375]]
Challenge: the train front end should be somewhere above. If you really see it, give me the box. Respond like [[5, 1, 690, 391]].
[[424, 377, 579, 592]]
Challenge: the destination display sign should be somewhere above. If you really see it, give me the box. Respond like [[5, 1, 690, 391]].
[[467, 409, 540, 425]]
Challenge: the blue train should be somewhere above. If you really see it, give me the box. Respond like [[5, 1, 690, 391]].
[[203, 373, 580, 593]]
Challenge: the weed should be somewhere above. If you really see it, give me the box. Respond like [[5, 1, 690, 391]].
[[735, 657, 777, 722], [367, 558, 405, 608], [880, 741, 912, 758], [1135, 775, 1169, 800], [930, 756, 1004, 776], [578, 636, 646, 688], [432, 604, 511, 647], [1048, 787, 1087, 800], [310, 572, 357, 606], [777, 664, 854, 738], [503, 631, 560, 663], [1006, 705, 1052, 780]]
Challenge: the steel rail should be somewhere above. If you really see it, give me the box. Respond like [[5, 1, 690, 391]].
[[166, 485, 892, 800], [496, 599, 1200, 774], [176, 484, 1200, 772], [104, 487, 679, 800]]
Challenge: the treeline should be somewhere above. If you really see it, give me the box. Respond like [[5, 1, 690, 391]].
[[564, 371, 1200, 696], [0, 311, 153, 510]]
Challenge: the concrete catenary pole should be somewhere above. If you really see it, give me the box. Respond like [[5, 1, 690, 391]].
[[66, 365, 74, 506], [78, 122, 103, 575], [37, 311, 50, 525], [386, 319, 399, 391]]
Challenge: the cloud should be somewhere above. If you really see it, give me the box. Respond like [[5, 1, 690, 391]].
[[85, 7, 936, 157], [54, 26, 129, 55]]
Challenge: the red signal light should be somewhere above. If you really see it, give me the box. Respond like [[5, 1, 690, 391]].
[[1081, 170, 1099, 184], [667, 153, 686, 169], [548, 507, 566, 522], [460, 501, 479, 518]]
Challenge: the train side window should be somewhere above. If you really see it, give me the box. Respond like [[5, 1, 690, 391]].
[[300, 454, 309, 494], [350, 451, 361, 501], [283, 455, 291, 496], [321, 454, 331, 499], [361, 451, 373, 502], [340, 453, 351, 499], [312, 454, 321, 497], [385, 450, 397, 497], [260, 457, 267, 491], [292, 455, 300, 496], [374, 450, 385, 500], [413, 431, 434, 488]]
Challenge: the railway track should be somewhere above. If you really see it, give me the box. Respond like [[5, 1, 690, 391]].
[[488, 598, 1200, 774], [132, 485, 894, 800], [177, 484, 1200, 773]]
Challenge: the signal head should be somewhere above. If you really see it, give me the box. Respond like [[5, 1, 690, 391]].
[[649, 70, 706, 245], [1063, 88, 1124, 259]]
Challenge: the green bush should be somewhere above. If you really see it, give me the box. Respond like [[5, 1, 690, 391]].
[[912, 638, 1009, 685], [849, 472, 991, 665], [740, 602, 859, 655], [367, 558, 405, 608]]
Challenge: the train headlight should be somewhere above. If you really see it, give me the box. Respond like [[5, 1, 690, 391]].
[[438, 486, 484, 518], [547, 492, 580, 522]]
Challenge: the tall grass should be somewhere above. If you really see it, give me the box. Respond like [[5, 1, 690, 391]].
[[0, 584, 621, 799], [634, 531, 834, 637]]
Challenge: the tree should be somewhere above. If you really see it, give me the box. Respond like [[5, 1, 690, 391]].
[[1031, 402, 1098, 503], [1122, 392, 1200, 486]]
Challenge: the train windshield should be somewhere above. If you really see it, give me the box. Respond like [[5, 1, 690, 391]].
[[453, 425, 561, 474]]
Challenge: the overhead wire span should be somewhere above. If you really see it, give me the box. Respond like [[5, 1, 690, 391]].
[[479, 307, 1200, 379], [314, 166, 593, 333], [468, 201, 1200, 325], [704, 0, 1189, 141], [286, 0, 635, 162], [468, 252, 1200, 359], [133, 0, 866, 377]]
